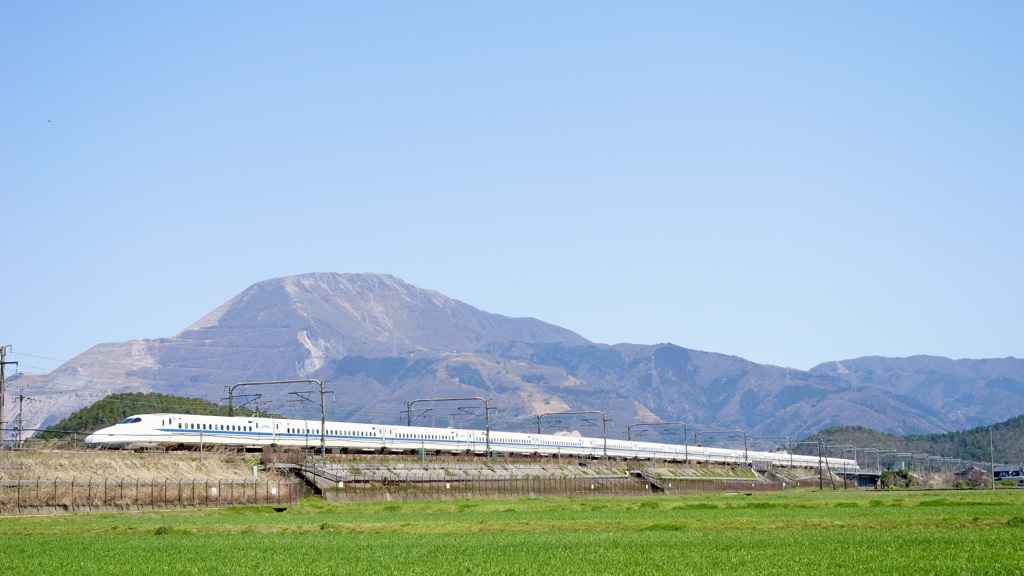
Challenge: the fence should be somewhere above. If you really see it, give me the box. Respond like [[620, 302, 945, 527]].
[[0, 478, 309, 515]]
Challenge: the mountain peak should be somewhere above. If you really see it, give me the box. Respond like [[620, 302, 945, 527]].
[[178, 272, 589, 359]]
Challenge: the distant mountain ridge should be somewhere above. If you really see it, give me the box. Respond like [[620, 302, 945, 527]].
[[9, 273, 1023, 443]]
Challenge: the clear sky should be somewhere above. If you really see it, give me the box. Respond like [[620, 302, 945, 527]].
[[2, 2, 1021, 374]]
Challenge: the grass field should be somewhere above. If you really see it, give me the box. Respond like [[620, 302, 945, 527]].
[[2, 489, 1022, 575]]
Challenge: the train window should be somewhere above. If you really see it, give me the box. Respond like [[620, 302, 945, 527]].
[[178, 424, 182, 429]]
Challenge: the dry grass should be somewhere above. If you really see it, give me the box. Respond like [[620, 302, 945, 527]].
[[0, 449, 277, 481]]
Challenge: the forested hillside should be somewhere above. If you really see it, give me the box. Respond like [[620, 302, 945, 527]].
[[796, 414, 1024, 464], [36, 392, 259, 440]]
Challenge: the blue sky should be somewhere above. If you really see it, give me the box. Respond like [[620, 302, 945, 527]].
[[2, 2, 1021, 373]]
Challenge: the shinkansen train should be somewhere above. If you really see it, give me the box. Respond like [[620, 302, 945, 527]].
[[84, 413, 859, 470]]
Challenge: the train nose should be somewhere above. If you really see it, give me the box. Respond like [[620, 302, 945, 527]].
[[84, 427, 111, 446]]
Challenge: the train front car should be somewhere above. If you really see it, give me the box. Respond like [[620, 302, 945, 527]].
[[85, 414, 165, 449]]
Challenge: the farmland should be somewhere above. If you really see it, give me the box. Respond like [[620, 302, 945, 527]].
[[1, 489, 1021, 575]]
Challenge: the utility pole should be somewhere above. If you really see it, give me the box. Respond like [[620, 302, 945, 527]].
[[14, 392, 33, 449], [991, 427, 996, 491], [818, 436, 824, 490], [1, 345, 20, 448]]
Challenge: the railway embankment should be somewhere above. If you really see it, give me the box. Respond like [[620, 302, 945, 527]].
[[0, 449, 306, 515], [1, 449, 873, 514], [286, 459, 840, 501], [0, 449, 282, 481]]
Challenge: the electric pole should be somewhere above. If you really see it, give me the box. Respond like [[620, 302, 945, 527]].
[[14, 392, 33, 449], [1, 345, 19, 448]]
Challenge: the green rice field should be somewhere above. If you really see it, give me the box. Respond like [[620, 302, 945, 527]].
[[2, 489, 1022, 575]]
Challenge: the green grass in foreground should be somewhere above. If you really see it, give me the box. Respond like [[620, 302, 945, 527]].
[[2, 490, 1022, 575]]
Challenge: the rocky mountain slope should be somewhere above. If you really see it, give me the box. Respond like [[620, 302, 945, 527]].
[[9, 273, 1024, 444]]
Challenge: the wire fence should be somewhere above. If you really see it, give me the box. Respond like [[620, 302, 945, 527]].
[[0, 478, 309, 514]]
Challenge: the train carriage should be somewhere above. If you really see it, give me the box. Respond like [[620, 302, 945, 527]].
[[84, 412, 859, 472]]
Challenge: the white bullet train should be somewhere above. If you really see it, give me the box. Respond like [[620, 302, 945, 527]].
[[85, 413, 859, 471]]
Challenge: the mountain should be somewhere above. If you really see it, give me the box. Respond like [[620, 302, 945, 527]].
[[8, 273, 1024, 444], [810, 356, 1024, 431]]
